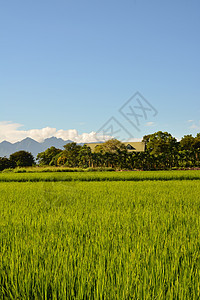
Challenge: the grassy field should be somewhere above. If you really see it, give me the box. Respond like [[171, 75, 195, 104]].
[[1, 169, 200, 182], [0, 171, 200, 299]]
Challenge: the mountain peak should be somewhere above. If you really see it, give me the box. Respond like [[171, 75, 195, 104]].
[[1, 140, 12, 145], [15, 137, 39, 145], [0, 137, 74, 158], [42, 137, 64, 143], [24, 137, 36, 141]]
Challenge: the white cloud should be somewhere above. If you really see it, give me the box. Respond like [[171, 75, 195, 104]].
[[189, 124, 200, 130], [128, 138, 143, 142], [0, 121, 107, 144], [55, 129, 99, 143], [187, 120, 200, 130], [145, 121, 155, 127]]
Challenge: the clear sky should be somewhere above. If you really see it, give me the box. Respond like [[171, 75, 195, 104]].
[[1, 0, 200, 143]]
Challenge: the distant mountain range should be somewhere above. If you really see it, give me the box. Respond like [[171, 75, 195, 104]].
[[0, 137, 74, 158]]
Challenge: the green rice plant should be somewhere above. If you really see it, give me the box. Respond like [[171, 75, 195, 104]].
[[11, 166, 115, 173], [0, 180, 200, 299], [84, 167, 115, 172], [13, 167, 27, 173], [1, 168, 13, 173], [0, 170, 200, 183]]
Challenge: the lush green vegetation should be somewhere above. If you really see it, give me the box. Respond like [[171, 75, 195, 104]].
[[35, 132, 200, 170], [0, 170, 200, 182], [1, 131, 200, 171], [0, 151, 35, 171], [1, 172, 200, 299]]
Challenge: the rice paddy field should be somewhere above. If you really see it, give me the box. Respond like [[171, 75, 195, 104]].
[[0, 171, 200, 299]]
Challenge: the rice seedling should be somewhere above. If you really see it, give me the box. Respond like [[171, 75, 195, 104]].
[[0, 170, 200, 182], [0, 178, 200, 299]]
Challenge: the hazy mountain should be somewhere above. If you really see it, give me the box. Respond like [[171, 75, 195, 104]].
[[0, 137, 73, 158], [0, 141, 15, 157], [41, 137, 71, 150], [15, 138, 43, 156]]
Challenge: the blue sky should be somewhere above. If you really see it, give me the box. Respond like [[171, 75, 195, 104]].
[[1, 0, 200, 142]]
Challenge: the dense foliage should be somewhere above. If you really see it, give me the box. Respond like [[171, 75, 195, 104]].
[[1, 132, 200, 171], [9, 151, 35, 168], [0, 157, 11, 171], [36, 132, 200, 170], [36, 146, 62, 166]]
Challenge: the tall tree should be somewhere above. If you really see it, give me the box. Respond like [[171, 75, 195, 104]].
[[193, 134, 200, 150], [96, 139, 127, 154], [179, 134, 195, 150], [37, 147, 62, 166], [59, 142, 82, 167], [78, 145, 92, 168], [142, 131, 178, 155], [0, 157, 11, 171], [9, 151, 35, 167], [93, 139, 128, 168]]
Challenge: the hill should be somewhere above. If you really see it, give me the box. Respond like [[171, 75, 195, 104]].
[[0, 137, 73, 158]]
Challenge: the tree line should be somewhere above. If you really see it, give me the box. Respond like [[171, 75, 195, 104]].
[[1, 131, 200, 171]]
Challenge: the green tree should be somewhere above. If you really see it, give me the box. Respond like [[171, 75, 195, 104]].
[[78, 145, 92, 168], [179, 135, 195, 150], [142, 131, 178, 155], [91, 152, 104, 168], [93, 139, 128, 169], [10, 151, 35, 168], [50, 152, 63, 166], [59, 142, 82, 167], [95, 139, 126, 154], [193, 134, 200, 150], [37, 147, 62, 166], [0, 157, 11, 171]]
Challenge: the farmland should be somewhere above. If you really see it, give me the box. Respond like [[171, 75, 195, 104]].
[[1, 171, 200, 299]]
